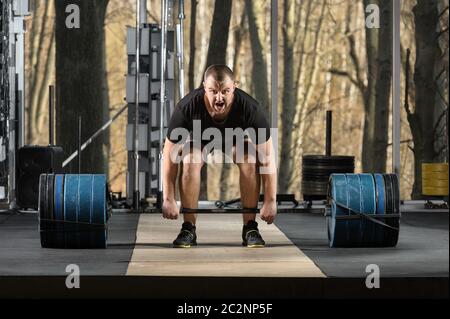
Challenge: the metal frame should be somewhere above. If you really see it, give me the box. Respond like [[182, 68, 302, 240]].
[[271, 0, 278, 130], [392, 0, 401, 176], [158, 0, 169, 203], [177, 0, 185, 98], [1, 0, 29, 208], [132, 0, 143, 210]]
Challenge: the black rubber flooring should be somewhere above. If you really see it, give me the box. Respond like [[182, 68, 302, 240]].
[[0, 212, 139, 275], [0, 211, 448, 278], [275, 212, 449, 278]]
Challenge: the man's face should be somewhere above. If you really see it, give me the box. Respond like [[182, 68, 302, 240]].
[[203, 75, 235, 119]]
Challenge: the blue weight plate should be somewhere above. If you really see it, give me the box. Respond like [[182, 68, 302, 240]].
[[78, 175, 94, 248], [91, 175, 107, 248], [46, 174, 56, 248], [389, 174, 400, 247], [382, 174, 393, 247], [54, 174, 65, 248], [329, 174, 348, 247], [39, 174, 48, 248], [359, 174, 376, 247], [373, 174, 386, 246], [346, 174, 363, 247], [64, 174, 80, 248]]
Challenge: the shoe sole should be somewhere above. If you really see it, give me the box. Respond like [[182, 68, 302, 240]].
[[173, 243, 197, 248], [242, 242, 265, 248]]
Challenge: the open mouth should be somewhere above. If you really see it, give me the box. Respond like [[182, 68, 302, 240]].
[[215, 102, 225, 109]]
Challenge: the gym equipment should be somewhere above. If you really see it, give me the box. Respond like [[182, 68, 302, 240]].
[[16, 145, 63, 209], [302, 155, 355, 201], [326, 173, 400, 248], [422, 163, 449, 196], [125, 1, 176, 208], [39, 174, 110, 249], [302, 111, 355, 201], [1, 0, 30, 207]]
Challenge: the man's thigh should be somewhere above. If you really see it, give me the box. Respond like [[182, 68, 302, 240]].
[[231, 140, 258, 165]]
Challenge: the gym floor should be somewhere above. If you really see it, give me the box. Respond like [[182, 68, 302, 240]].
[[0, 206, 448, 299]]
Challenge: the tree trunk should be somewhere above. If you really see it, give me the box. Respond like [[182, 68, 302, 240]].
[[28, 1, 52, 144], [361, 0, 391, 173], [188, 0, 197, 92], [408, 0, 440, 198], [220, 9, 246, 200], [245, 0, 270, 117], [199, 0, 232, 200], [279, 0, 296, 194], [55, 0, 109, 174]]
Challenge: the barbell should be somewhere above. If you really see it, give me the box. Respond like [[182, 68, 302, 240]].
[[38, 173, 400, 249]]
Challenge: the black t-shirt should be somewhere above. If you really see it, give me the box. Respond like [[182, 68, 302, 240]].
[[166, 88, 271, 147]]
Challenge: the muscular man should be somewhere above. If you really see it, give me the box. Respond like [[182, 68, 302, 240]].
[[162, 65, 277, 248]]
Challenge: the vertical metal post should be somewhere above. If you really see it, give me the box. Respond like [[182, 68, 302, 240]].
[[177, 0, 185, 98], [159, 0, 169, 203], [271, 0, 278, 129], [392, 0, 401, 176], [271, 0, 279, 167], [49, 85, 54, 145], [7, 0, 17, 207], [133, 0, 141, 210], [326, 110, 332, 157], [78, 117, 82, 175], [140, 0, 147, 24]]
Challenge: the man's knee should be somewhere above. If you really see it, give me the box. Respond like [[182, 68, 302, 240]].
[[238, 160, 258, 175], [180, 145, 204, 178], [232, 141, 258, 165]]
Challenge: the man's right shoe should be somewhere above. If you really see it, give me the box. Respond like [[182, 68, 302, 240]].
[[242, 220, 265, 248], [173, 222, 197, 248]]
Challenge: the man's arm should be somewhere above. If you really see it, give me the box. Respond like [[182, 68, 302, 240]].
[[256, 137, 278, 223], [162, 138, 181, 219]]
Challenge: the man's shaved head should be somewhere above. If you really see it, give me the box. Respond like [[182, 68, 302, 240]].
[[204, 64, 235, 83], [202, 65, 236, 121]]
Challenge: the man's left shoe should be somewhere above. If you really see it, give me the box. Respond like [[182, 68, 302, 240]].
[[242, 220, 265, 248]]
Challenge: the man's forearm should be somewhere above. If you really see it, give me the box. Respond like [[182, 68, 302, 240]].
[[261, 172, 277, 203], [162, 140, 179, 202], [163, 161, 178, 202]]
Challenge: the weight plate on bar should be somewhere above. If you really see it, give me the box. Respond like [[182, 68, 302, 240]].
[[64, 174, 80, 248], [39, 174, 48, 248], [54, 174, 65, 248]]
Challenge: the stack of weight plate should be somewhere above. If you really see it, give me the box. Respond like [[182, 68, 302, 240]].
[[327, 173, 400, 248], [39, 174, 110, 249], [302, 155, 355, 201], [422, 163, 449, 197]]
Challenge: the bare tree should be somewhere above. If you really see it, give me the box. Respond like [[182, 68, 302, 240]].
[[55, 0, 110, 174], [188, 0, 197, 92], [330, 0, 392, 173], [245, 0, 269, 117], [278, 0, 296, 193], [406, 0, 441, 198], [199, 0, 232, 199]]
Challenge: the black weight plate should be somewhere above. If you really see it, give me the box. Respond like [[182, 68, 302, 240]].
[[46, 174, 56, 248], [383, 174, 394, 247], [302, 155, 355, 162], [302, 165, 355, 171], [390, 174, 400, 247], [39, 174, 48, 248]]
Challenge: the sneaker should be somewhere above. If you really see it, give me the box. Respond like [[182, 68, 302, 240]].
[[173, 222, 197, 248], [242, 220, 265, 248]]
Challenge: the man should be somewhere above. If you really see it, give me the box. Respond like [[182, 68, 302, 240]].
[[162, 64, 277, 248]]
